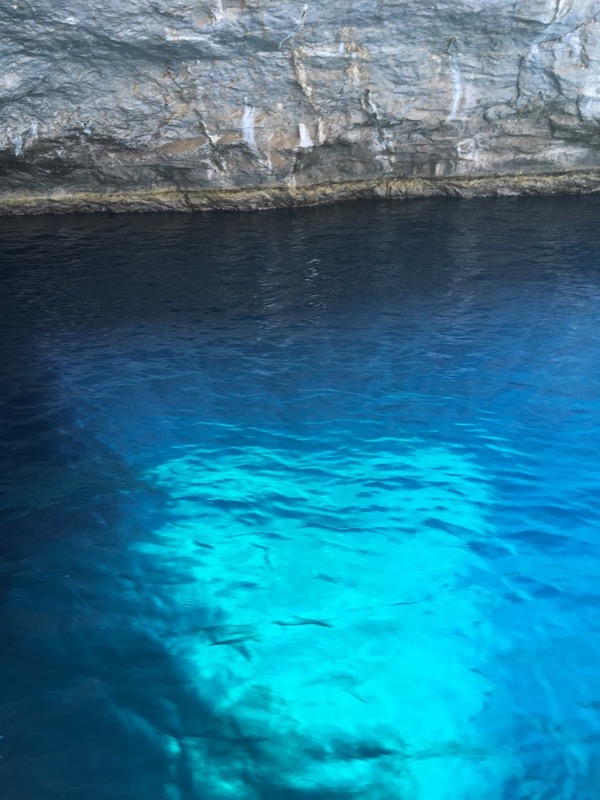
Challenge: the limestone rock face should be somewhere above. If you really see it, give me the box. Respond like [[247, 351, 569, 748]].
[[2, 0, 600, 210]]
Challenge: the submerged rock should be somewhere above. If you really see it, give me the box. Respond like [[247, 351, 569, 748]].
[[2, 0, 600, 212], [139, 446, 508, 798]]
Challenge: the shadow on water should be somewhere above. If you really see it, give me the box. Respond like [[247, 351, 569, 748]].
[[1, 196, 600, 798]]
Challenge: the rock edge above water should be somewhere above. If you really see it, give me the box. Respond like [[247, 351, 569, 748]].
[[1, 171, 600, 215]]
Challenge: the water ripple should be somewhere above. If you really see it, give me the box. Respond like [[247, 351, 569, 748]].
[[1, 198, 600, 798]]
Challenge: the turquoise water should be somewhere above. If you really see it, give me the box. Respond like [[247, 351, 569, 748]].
[[1, 198, 600, 798]]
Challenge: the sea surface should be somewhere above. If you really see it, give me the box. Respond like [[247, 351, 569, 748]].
[[1, 197, 599, 799]]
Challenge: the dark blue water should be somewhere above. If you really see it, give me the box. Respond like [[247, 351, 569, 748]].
[[1, 197, 600, 799]]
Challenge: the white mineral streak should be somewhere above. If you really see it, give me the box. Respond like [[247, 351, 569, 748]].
[[317, 117, 326, 144], [241, 102, 257, 151], [298, 122, 313, 148], [447, 60, 463, 121]]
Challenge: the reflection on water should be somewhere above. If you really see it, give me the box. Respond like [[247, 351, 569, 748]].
[[1, 197, 600, 799]]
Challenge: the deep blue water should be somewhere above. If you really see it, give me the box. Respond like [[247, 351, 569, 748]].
[[1, 197, 600, 799]]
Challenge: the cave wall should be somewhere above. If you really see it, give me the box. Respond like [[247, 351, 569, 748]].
[[2, 0, 600, 212]]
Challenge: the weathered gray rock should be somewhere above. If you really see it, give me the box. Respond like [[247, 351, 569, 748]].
[[2, 0, 600, 212]]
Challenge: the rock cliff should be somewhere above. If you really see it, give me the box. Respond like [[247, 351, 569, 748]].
[[2, 0, 600, 212]]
